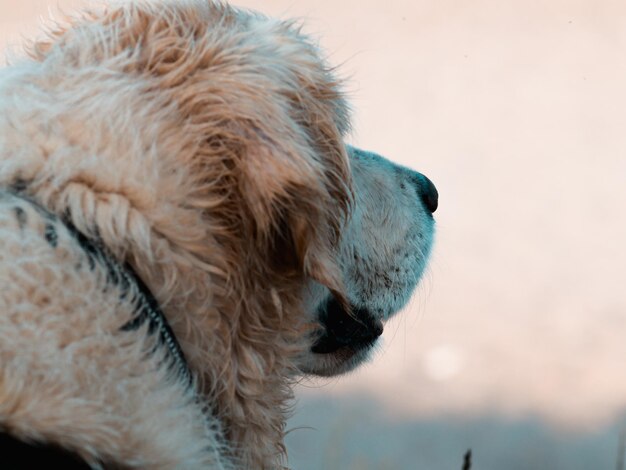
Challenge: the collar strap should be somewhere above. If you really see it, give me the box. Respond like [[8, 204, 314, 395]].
[[8, 190, 193, 387], [67, 223, 193, 387]]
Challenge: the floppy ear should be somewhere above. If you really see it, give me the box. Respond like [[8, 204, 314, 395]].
[[236, 132, 352, 307]]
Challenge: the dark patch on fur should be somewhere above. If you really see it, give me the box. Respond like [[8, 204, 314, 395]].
[[86, 252, 96, 270], [44, 223, 58, 247], [10, 177, 30, 193], [13, 206, 26, 230]]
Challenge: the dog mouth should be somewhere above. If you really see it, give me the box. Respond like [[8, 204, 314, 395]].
[[311, 297, 384, 355]]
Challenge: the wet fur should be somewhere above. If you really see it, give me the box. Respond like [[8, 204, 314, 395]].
[[0, 1, 434, 468]]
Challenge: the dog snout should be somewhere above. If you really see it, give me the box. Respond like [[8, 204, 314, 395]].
[[346, 145, 438, 213]]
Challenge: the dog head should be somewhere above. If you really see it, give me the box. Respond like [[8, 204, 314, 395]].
[[19, 0, 437, 381], [9, 1, 437, 465]]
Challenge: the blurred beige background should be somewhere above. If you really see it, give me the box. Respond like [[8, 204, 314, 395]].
[[3, 1, 626, 468]]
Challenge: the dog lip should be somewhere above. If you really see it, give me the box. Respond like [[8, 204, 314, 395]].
[[311, 298, 384, 354], [311, 326, 382, 354], [310, 334, 346, 354]]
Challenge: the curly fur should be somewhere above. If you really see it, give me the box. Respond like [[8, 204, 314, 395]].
[[0, 1, 436, 468]]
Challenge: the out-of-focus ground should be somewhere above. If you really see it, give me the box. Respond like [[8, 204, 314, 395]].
[[2, 1, 626, 468]]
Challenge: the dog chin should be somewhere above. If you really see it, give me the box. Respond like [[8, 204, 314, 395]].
[[298, 342, 376, 377], [297, 297, 384, 376]]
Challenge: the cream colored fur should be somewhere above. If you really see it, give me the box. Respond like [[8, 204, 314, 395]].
[[0, 191, 228, 468], [0, 1, 435, 468]]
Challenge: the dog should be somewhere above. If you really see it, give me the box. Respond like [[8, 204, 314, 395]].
[[0, 1, 437, 468]]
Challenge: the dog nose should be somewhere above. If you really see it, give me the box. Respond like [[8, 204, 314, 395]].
[[346, 145, 439, 213], [414, 173, 438, 213]]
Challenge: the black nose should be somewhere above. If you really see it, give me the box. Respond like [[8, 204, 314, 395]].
[[415, 174, 438, 213]]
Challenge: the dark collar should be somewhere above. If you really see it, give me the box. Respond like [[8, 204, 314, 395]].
[[66, 220, 193, 387], [9, 190, 193, 387]]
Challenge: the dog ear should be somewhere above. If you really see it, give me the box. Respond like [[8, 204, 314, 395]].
[[236, 134, 352, 306]]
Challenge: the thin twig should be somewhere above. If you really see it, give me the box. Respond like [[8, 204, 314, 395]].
[[462, 449, 472, 470]]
